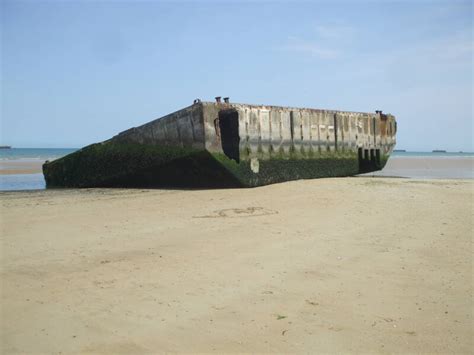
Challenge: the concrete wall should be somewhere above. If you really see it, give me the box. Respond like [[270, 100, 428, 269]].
[[103, 100, 396, 159], [111, 104, 205, 150], [43, 101, 397, 188], [202, 102, 396, 159]]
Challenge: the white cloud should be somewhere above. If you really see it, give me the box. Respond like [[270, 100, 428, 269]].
[[278, 23, 354, 59], [314, 24, 354, 39], [280, 36, 339, 59], [376, 30, 472, 88]]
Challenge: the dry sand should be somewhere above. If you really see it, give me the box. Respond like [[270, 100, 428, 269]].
[[1, 178, 472, 353]]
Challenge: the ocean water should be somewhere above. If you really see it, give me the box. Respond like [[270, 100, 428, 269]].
[[0, 173, 46, 190], [0, 148, 77, 191], [0, 148, 78, 161], [0, 148, 472, 191]]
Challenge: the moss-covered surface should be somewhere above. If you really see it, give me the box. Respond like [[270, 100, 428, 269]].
[[212, 151, 360, 187], [379, 154, 390, 170], [42, 142, 228, 188], [43, 141, 388, 188], [358, 153, 390, 174]]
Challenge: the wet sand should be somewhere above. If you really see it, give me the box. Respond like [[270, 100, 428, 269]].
[[362, 156, 474, 179], [1, 177, 472, 353], [0, 160, 44, 175]]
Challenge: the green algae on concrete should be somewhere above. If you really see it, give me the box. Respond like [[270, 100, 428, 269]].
[[43, 142, 205, 188], [213, 152, 359, 187], [42, 101, 397, 188]]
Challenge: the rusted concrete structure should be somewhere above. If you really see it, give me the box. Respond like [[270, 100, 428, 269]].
[[43, 100, 397, 188]]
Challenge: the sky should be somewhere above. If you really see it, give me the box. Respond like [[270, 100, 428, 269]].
[[1, 0, 472, 151]]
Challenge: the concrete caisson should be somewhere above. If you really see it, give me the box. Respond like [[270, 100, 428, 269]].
[[43, 101, 397, 188]]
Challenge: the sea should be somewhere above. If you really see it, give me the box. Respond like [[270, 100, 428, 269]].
[[0, 148, 472, 191], [0, 148, 77, 191]]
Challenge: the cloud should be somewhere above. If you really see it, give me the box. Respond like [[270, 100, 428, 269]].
[[373, 30, 473, 88], [280, 36, 339, 59], [420, 31, 472, 61], [278, 23, 354, 59], [314, 24, 354, 39]]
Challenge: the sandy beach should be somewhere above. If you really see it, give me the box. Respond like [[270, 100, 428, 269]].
[[1, 177, 472, 353]]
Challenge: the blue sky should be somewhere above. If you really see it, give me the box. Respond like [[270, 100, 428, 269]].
[[1, 0, 472, 151]]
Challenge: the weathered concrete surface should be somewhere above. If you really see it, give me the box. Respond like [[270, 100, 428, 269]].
[[43, 101, 397, 188]]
